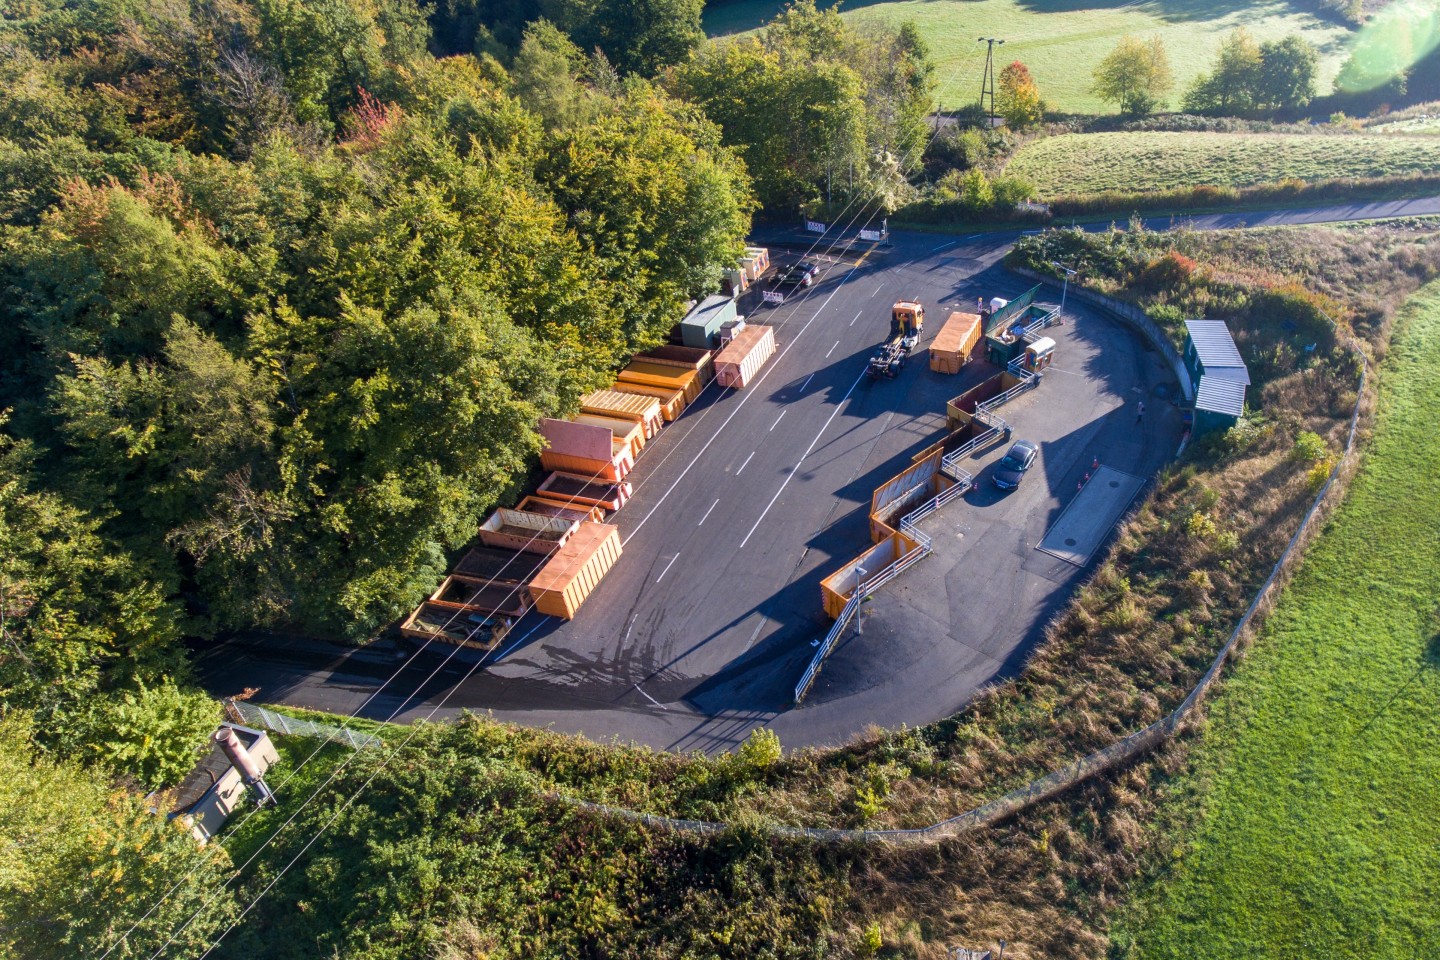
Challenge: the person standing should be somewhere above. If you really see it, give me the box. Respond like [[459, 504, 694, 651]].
[[1136, 399, 1146, 423]]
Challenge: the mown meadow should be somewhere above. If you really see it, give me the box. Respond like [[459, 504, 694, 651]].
[[1111, 280, 1440, 959], [1007, 130, 1440, 195], [703, 0, 1352, 114]]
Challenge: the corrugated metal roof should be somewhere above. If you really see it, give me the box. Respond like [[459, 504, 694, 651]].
[[1195, 375, 1246, 418], [1185, 319, 1250, 384]]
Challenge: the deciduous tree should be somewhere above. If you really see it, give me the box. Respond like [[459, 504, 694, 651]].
[[1184, 29, 1261, 115], [997, 60, 1044, 128], [1093, 34, 1173, 116]]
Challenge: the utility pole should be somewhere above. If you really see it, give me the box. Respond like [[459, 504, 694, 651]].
[[978, 37, 1006, 128]]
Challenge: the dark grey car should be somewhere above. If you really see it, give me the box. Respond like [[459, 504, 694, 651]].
[[992, 439, 1039, 490]]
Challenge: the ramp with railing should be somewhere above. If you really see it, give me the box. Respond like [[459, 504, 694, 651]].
[[797, 306, 1059, 705]]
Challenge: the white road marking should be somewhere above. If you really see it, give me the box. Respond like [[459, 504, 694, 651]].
[[623, 256, 870, 543], [799, 373, 814, 393], [850, 310, 862, 326], [736, 450, 756, 475], [931, 239, 960, 252], [744, 616, 768, 651], [697, 498, 720, 526], [739, 368, 868, 549], [770, 410, 786, 431], [656, 553, 681, 582], [633, 683, 665, 709], [870, 287, 882, 298], [826, 340, 840, 358]]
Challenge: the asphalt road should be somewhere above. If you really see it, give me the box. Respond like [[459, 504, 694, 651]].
[[192, 196, 1440, 753]]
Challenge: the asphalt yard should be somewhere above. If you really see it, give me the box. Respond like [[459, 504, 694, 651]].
[[194, 227, 1185, 752]]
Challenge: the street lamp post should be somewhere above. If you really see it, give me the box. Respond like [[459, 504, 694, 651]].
[[1050, 261, 1077, 322]]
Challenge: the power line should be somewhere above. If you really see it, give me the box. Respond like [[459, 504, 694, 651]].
[[144, 43, 987, 960], [109, 127, 909, 960]]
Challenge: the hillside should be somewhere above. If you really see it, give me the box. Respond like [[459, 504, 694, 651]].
[[1006, 130, 1440, 195], [703, 0, 1352, 114], [1114, 279, 1440, 959]]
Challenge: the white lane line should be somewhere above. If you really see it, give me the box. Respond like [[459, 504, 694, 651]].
[[799, 373, 815, 393], [870, 287, 882, 298], [738, 368, 868, 550], [623, 256, 870, 542], [770, 410, 786, 431], [850, 309, 862, 326], [656, 553, 681, 583], [826, 340, 840, 358], [736, 450, 756, 475], [744, 616, 768, 651], [633, 683, 665, 709], [697, 498, 720, 526], [931, 239, 960, 252]]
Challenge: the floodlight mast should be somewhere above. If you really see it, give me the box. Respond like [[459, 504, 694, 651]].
[[978, 37, 1006, 128]]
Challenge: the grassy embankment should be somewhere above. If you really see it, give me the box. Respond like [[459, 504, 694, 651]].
[[1112, 281, 1440, 959], [703, 0, 1350, 115], [1008, 131, 1440, 195], [208, 223, 1440, 959]]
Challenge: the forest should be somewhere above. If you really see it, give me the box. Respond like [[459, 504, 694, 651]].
[[0, 0, 933, 793]]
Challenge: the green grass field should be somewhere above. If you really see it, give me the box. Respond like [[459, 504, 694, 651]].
[[702, 0, 1353, 114], [1005, 130, 1440, 194], [1114, 281, 1440, 959]]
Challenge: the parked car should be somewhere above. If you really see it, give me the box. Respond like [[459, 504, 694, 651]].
[[992, 439, 1039, 490], [771, 260, 820, 292]]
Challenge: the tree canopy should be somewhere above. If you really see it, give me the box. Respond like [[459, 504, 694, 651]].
[[0, 0, 754, 647], [669, 0, 933, 213], [998, 60, 1044, 129], [1185, 30, 1319, 115], [1092, 34, 1174, 116]]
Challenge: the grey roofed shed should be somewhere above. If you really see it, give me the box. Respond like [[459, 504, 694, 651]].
[[679, 295, 737, 349], [1184, 319, 1250, 384], [1195, 375, 1246, 417]]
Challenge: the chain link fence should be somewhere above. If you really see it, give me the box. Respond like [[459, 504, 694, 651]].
[[225, 699, 383, 751], [553, 300, 1370, 847]]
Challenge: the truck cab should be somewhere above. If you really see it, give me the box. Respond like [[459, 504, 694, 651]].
[[890, 300, 925, 348]]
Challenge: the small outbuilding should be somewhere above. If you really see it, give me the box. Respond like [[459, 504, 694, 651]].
[[679, 295, 738, 349], [1184, 319, 1250, 386], [1193, 375, 1247, 436], [1184, 320, 1249, 436]]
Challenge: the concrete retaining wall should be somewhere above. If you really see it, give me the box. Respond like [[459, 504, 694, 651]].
[[1009, 266, 1194, 403]]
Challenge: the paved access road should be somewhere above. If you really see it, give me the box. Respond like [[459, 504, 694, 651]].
[[192, 196, 1440, 753]]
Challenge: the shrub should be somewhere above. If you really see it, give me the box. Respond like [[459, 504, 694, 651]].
[[1307, 456, 1337, 491], [736, 726, 782, 774], [1291, 430, 1329, 462], [858, 922, 884, 956], [1186, 510, 1218, 540], [1140, 251, 1200, 292]]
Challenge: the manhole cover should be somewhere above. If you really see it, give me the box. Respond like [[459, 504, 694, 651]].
[[1109, 480, 1120, 487], [1065, 538, 1077, 546]]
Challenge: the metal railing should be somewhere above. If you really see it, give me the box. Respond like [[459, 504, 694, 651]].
[[567, 335, 1371, 847], [794, 310, 1053, 705], [794, 591, 864, 703], [794, 478, 973, 703]]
